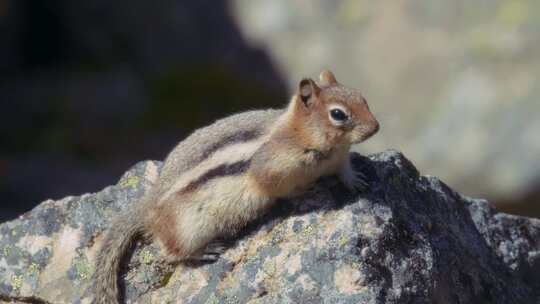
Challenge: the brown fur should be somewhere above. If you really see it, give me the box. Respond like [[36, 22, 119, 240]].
[[92, 70, 379, 304], [148, 201, 184, 256]]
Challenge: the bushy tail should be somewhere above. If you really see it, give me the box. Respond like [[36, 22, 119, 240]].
[[93, 207, 145, 304]]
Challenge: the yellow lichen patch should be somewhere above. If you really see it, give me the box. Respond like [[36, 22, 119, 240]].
[[334, 264, 365, 295], [262, 260, 277, 277], [10, 274, 23, 292], [73, 252, 92, 281], [120, 175, 140, 188], [497, 0, 528, 26], [27, 263, 40, 276], [139, 249, 155, 265], [2, 244, 12, 257], [338, 235, 349, 247], [301, 225, 314, 237]]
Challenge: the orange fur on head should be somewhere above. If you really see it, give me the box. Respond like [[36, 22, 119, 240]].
[[285, 70, 379, 150]]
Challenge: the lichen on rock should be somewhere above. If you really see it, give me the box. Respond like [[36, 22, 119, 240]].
[[0, 151, 539, 303]]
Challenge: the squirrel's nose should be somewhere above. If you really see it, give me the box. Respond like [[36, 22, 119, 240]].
[[365, 119, 379, 138], [371, 120, 380, 135]]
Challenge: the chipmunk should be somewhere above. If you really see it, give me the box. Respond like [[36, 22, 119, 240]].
[[93, 70, 379, 303]]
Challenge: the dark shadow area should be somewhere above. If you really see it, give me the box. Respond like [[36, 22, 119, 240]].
[[0, 0, 288, 222]]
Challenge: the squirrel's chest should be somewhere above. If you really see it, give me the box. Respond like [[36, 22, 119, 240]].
[[305, 147, 349, 181], [258, 147, 349, 197]]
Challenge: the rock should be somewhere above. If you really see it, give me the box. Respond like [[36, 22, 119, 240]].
[[0, 150, 539, 303]]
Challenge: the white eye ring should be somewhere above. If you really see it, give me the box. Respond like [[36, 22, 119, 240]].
[[328, 105, 350, 126]]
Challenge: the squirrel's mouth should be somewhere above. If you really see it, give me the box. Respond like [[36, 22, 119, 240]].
[[351, 122, 379, 143]]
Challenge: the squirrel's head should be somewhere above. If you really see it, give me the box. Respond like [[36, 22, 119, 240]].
[[289, 70, 379, 147]]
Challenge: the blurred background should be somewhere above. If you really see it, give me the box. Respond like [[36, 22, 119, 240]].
[[1, 0, 539, 222]]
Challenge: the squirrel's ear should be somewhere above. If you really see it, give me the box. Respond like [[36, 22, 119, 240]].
[[319, 69, 337, 86], [298, 78, 320, 107]]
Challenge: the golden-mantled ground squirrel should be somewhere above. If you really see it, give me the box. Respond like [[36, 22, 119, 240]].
[[93, 70, 379, 303]]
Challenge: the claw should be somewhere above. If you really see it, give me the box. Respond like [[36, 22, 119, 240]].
[[353, 177, 368, 192], [340, 167, 369, 193], [204, 242, 227, 255], [185, 239, 230, 264], [197, 252, 221, 262], [355, 171, 367, 180], [201, 239, 231, 260]]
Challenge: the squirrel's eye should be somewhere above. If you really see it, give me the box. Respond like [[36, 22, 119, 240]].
[[330, 108, 348, 122]]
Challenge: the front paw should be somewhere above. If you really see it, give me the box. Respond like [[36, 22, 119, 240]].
[[340, 169, 369, 193]]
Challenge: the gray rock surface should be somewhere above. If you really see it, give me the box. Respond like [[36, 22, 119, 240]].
[[0, 150, 539, 303]]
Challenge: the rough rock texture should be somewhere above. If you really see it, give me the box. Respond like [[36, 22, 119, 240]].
[[1, 150, 539, 303]]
